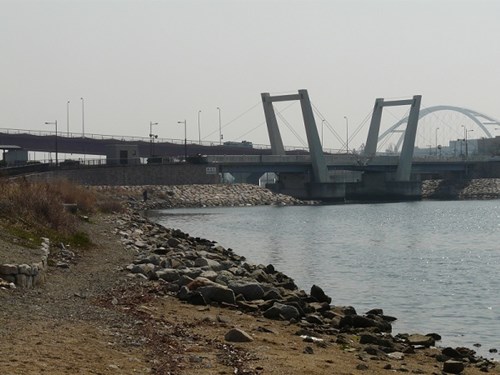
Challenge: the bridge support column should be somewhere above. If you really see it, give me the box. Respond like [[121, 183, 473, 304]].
[[298, 89, 328, 183], [396, 95, 421, 181], [363, 95, 422, 181], [364, 98, 384, 157], [261, 93, 286, 156], [260, 89, 328, 183]]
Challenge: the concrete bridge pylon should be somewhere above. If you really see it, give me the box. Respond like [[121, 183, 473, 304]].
[[261, 89, 328, 183], [363, 95, 422, 181]]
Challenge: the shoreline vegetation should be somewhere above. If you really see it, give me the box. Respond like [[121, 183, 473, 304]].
[[1, 179, 500, 374]]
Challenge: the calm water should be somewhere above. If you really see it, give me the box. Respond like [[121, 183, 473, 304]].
[[148, 200, 500, 358]]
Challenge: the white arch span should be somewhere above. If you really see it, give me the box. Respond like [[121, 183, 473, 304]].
[[379, 105, 500, 147]]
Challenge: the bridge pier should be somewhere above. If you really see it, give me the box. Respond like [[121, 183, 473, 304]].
[[345, 173, 422, 202], [266, 172, 346, 201]]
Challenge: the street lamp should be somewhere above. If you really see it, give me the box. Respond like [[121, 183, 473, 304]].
[[217, 106, 222, 145], [435, 127, 439, 156], [344, 116, 349, 153], [198, 110, 202, 144], [80, 97, 85, 137], [178, 120, 187, 160], [462, 125, 474, 160], [45, 121, 58, 167], [321, 119, 325, 147], [66, 101, 70, 136], [80, 97, 85, 161], [149, 121, 158, 157]]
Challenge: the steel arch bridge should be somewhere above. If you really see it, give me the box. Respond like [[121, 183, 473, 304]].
[[379, 105, 500, 150]]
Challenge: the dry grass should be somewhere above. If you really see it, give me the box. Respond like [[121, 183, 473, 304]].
[[0, 178, 97, 235]]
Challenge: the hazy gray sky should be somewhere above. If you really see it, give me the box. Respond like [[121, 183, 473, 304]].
[[2, 0, 500, 150]]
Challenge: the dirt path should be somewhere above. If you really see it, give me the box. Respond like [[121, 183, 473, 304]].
[[1, 213, 498, 375]]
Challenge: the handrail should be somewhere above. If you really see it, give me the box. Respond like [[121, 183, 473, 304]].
[[0, 127, 342, 154]]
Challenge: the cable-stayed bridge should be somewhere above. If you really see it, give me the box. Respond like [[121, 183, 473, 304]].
[[2, 90, 500, 201]]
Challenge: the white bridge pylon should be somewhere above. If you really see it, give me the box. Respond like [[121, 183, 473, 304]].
[[363, 95, 422, 181], [379, 105, 500, 151], [261, 89, 328, 183]]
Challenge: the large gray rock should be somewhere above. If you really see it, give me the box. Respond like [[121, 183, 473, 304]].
[[229, 282, 265, 301], [310, 284, 332, 304], [443, 360, 465, 374], [407, 334, 435, 347], [18, 264, 32, 275], [224, 328, 253, 343], [263, 302, 300, 321], [339, 314, 392, 332], [194, 257, 223, 271], [263, 288, 283, 301], [214, 270, 235, 286], [0, 264, 18, 275], [135, 254, 162, 265], [133, 263, 156, 276], [197, 285, 236, 305], [167, 238, 181, 247], [156, 269, 180, 282]]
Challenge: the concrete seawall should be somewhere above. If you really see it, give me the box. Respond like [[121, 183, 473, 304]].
[[25, 163, 220, 186]]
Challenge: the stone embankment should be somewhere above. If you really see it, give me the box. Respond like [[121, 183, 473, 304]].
[[114, 210, 496, 373], [422, 178, 500, 200], [0, 237, 50, 289], [94, 183, 310, 209]]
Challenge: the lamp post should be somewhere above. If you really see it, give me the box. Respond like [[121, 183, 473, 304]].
[[66, 101, 70, 136], [80, 97, 85, 137], [45, 120, 58, 167], [217, 106, 222, 145], [178, 120, 187, 160], [321, 119, 325, 147], [344, 116, 349, 153], [149, 121, 158, 157], [198, 110, 202, 144], [80, 97, 85, 161], [435, 127, 439, 156]]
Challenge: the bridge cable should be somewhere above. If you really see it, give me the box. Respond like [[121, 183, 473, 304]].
[[377, 107, 410, 152], [201, 101, 262, 141], [233, 101, 298, 141], [276, 111, 308, 147]]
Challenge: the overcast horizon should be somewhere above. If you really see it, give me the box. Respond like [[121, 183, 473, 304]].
[[2, 0, 500, 151]]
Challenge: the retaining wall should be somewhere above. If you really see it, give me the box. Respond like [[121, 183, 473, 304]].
[[26, 163, 220, 186], [0, 238, 50, 288]]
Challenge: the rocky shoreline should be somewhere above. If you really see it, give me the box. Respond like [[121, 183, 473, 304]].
[[113, 193, 497, 374], [94, 178, 500, 210], [422, 178, 500, 200], [93, 183, 311, 210]]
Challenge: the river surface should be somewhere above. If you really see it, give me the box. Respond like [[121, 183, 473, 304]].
[[148, 200, 500, 358]]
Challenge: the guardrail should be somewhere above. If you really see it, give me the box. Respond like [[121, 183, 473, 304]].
[[0, 127, 342, 154]]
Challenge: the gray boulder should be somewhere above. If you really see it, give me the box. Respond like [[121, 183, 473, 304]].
[[156, 269, 180, 282], [263, 302, 300, 321], [407, 334, 435, 347], [443, 360, 465, 374], [224, 328, 253, 343], [194, 257, 223, 271], [310, 284, 332, 304], [229, 282, 265, 301], [197, 285, 236, 305]]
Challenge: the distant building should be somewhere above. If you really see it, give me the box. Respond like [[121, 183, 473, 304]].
[[477, 136, 500, 156], [1, 146, 27, 166], [105, 144, 140, 165]]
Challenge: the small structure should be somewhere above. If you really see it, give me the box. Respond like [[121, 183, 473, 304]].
[[105, 144, 140, 165], [1, 145, 28, 166]]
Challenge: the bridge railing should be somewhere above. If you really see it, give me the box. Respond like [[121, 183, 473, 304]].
[[0, 127, 343, 154]]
